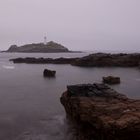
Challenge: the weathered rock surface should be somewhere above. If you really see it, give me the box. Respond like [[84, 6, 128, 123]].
[[103, 76, 120, 84], [6, 41, 70, 53], [10, 53, 140, 67], [43, 69, 56, 77], [72, 53, 140, 67], [60, 83, 140, 140]]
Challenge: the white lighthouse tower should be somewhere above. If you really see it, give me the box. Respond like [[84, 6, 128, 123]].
[[44, 36, 47, 45]]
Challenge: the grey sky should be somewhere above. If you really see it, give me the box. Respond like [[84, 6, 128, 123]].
[[0, 0, 140, 51]]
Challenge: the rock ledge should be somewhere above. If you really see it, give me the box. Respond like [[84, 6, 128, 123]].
[[60, 83, 140, 140]]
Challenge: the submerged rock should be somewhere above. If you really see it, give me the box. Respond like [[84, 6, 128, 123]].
[[43, 69, 56, 77], [60, 83, 140, 140], [103, 76, 120, 84]]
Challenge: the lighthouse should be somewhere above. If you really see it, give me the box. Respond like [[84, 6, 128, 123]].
[[44, 36, 47, 45]]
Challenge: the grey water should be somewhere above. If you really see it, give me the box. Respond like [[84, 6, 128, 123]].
[[0, 52, 140, 140]]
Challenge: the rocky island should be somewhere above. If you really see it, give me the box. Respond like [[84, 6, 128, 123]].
[[6, 41, 70, 53], [60, 83, 140, 140]]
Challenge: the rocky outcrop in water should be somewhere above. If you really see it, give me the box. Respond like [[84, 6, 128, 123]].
[[43, 69, 56, 77], [6, 41, 69, 53], [103, 76, 120, 84], [60, 83, 140, 140], [10, 57, 77, 64], [72, 53, 140, 67], [10, 53, 140, 67]]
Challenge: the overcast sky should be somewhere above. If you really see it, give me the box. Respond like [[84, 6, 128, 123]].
[[0, 0, 140, 51]]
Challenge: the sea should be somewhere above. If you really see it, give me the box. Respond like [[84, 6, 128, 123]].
[[0, 52, 140, 140]]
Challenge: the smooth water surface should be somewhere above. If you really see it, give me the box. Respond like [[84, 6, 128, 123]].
[[0, 52, 140, 140]]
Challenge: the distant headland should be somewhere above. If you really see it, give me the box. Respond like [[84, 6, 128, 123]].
[[5, 41, 72, 53]]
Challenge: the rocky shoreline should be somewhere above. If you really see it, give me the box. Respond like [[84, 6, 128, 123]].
[[10, 53, 140, 67], [10, 57, 77, 64], [60, 83, 140, 140]]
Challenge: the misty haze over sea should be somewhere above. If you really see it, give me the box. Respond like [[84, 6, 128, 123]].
[[0, 0, 140, 52]]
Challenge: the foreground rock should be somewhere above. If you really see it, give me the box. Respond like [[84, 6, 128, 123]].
[[60, 83, 140, 140], [6, 41, 70, 53], [103, 76, 120, 84], [43, 69, 56, 77], [10, 53, 140, 67]]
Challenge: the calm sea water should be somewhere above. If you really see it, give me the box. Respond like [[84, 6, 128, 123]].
[[0, 52, 140, 140]]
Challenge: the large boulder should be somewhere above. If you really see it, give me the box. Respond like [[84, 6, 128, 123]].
[[103, 76, 120, 84], [43, 69, 56, 77], [60, 83, 140, 140]]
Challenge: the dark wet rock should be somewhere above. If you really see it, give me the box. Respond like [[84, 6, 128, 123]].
[[103, 76, 120, 84], [10, 57, 77, 64], [10, 53, 140, 68], [60, 83, 140, 140], [43, 69, 56, 77], [72, 53, 140, 67]]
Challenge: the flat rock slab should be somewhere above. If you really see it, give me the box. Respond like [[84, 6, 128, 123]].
[[103, 76, 120, 84], [60, 83, 140, 140]]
